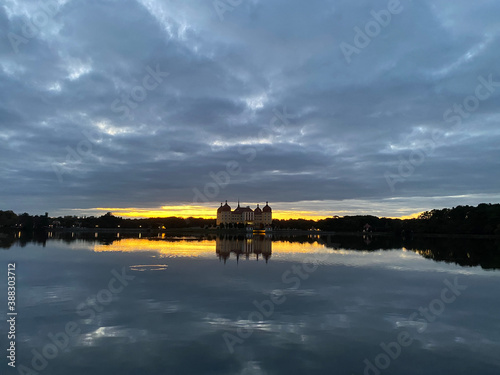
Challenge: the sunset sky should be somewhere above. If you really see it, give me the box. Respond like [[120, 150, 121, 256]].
[[1, 0, 499, 219]]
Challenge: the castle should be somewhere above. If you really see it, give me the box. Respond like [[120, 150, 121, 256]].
[[216, 200, 272, 227]]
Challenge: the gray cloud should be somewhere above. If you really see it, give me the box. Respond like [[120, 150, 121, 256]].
[[1, 0, 499, 216]]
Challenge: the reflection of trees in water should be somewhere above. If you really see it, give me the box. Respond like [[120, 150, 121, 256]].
[[0, 230, 49, 249], [0, 230, 143, 249], [3, 231, 500, 270], [404, 237, 500, 270], [318, 234, 500, 270]]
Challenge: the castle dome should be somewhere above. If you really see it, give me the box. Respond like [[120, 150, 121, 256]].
[[221, 200, 231, 212], [263, 201, 272, 212], [254, 204, 262, 214]]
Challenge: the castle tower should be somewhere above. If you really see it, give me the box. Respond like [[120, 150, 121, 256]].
[[216, 200, 232, 225], [262, 201, 272, 225]]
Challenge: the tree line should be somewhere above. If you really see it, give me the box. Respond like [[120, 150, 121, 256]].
[[0, 211, 216, 230], [1, 203, 499, 235], [274, 203, 500, 235]]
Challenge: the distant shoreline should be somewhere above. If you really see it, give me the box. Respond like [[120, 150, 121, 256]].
[[41, 227, 500, 239]]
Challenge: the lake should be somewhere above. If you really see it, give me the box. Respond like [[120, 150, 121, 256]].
[[1, 232, 499, 374]]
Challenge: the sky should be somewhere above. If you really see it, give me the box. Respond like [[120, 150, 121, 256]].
[[1, 0, 500, 219]]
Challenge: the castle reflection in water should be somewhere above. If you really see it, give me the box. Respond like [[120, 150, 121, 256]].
[[4, 231, 500, 270], [216, 235, 272, 263]]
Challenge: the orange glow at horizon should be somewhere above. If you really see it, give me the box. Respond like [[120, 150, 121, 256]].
[[390, 212, 423, 220], [95, 205, 216, 219], [92, 206, 423, 221], [93, 206, 334, 220]]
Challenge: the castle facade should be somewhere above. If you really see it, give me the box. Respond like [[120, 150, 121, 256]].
[[216, 201, 272, 226]]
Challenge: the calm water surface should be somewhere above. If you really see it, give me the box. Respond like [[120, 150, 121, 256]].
[[1, 233, 499, 375]]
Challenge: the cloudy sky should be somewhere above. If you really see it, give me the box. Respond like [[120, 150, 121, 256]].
[[1, 0, 499, 219]]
